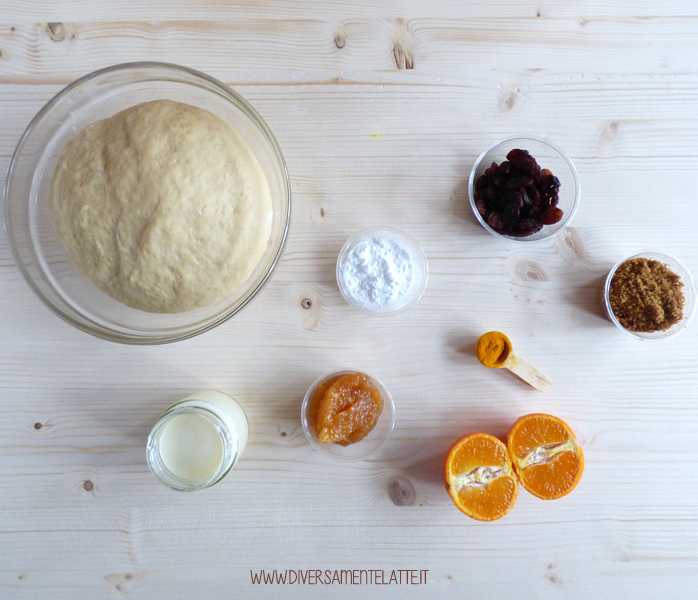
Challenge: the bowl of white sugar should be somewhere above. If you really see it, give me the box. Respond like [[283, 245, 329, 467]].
[[336, 227, 428, 316]]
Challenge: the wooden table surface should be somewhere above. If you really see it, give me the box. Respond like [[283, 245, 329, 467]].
[[2, 1, 698, 598]]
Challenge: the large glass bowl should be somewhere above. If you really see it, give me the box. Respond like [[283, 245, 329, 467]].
[[469, 136, 580, 243], [4, 62, 290, 344]]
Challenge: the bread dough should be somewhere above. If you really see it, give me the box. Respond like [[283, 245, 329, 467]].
[[50, 99, 273, 313]]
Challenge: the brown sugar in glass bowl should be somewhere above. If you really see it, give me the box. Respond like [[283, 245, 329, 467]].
[[609, 258, 684, 332], [603, 251, 697, 341]]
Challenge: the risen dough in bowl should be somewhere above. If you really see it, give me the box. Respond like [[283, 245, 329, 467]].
[[50, 99, 273, 313]]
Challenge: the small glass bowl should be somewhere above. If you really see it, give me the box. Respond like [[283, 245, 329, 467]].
[[301, 370, 396, 461], [336, 227, 428, 316], [602, 251, 697, 341], [468, 136, 580, 243]]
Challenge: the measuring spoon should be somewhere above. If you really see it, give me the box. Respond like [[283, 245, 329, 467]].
[[476, 331, 552, 393]]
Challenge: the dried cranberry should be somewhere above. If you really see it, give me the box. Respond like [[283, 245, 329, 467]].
[[484, 162, 499, 177], [508, 153, 533, 172], [506, 148, 529, 161], [506, 175, 534, 189], [526, 186, 540, 204], [520, 187, 532, 206], [492, 173, 504, 188], [498, 161, 511, 174], [503, 189, 521, 207], [475, 175, 488, 191], [526, 204, 541, 217], [475, 199, 487, 215], [514, 218, 539, 231], [502, 203, 520, 224], [509, 154, 541, 179], [539, 207, 564, 225], [488, 211, 504, 230]]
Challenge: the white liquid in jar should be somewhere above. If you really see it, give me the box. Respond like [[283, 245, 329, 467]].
[[148, 390, 249, 490], [159, 413, 223, 481]]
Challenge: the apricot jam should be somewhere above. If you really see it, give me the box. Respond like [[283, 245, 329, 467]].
[[310, 372, 383, 446]]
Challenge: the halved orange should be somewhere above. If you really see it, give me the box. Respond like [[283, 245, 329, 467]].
[[444, 433, 518, 521], [507, 413, 584, 500]]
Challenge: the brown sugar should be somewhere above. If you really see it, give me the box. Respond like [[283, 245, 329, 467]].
[[609, 258, 685, 333]]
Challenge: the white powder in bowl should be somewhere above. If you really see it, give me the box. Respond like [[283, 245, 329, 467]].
[[340, 237, 413, 309]]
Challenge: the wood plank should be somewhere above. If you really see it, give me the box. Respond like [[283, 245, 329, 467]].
[[3, 17, 698, 82], [4, 0, 698, 21], [1, 1, 698, 599]]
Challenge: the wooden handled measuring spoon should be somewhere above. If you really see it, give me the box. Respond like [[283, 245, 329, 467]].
[[476, 331, 552, 393]]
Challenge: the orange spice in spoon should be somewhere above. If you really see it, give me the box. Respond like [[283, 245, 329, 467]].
[[476, 331, 512, 367], [476, 331, 552, 392]]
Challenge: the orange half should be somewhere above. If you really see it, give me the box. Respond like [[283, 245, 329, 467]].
[[507, 413, 584, 500], [444, 433, 518, 521]]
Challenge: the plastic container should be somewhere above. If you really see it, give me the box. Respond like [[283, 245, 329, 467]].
[[469, 136, 580, 243], [301, 370, 395, 461], [602, 250, 696, 341], [336, 227, 428, 316]]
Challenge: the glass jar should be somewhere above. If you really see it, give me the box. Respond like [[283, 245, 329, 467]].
[[147, 390, 248, 491]]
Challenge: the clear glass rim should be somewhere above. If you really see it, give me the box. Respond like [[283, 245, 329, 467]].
[[3, 61, 291, 345], [301, 370, 396, 461], [147, 404, 240, 492], [603, 250, 697, 341], [468, 135, 580, 243], [335, 226, 429, 316]]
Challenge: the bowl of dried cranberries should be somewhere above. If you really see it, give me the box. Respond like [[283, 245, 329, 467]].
[[469, 136, 580, 242]]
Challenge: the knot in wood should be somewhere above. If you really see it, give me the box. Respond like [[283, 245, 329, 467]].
[[83, 480, 94, 492], [301, 298, 312, 310], [46, 22, 66, 42], [514, 260, 548, 282], [388, 475, 416, 506], [393, 41, 414, 70]]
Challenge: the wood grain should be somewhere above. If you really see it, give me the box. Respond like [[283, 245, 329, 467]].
[[2, 1, 698, 599]]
